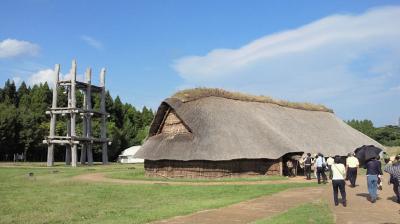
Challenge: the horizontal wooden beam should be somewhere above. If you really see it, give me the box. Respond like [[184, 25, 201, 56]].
[[58, 80, 103, 92], [46, 108, 108, 116], [44, 136, 110, 143]]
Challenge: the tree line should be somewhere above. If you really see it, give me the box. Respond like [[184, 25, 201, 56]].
[[346, 119, 400, 146], [0, 80, 154, 162]]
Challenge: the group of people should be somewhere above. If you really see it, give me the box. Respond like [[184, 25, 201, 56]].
[[300, 152, 400, 207]]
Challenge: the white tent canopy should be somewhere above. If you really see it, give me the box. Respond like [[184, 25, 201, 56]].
[[118, 146, 144, 163]]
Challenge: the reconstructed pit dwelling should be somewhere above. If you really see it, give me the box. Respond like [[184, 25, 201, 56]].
[[135, 88, 382, 178]]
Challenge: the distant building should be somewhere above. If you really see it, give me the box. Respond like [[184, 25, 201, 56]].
[[118, 146, 144, 163], [135, 88, 383, 178]]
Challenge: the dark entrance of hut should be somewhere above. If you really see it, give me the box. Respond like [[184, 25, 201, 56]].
[[282, 152, 304, 177]]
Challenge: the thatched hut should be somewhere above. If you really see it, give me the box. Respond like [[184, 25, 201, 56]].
[[135, 88, 382, 178]]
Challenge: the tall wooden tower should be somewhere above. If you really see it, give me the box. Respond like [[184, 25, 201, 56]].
[[43, 60, 109, 167]]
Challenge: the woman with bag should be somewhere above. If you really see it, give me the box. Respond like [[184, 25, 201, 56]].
[[331, 155, 347, 207]]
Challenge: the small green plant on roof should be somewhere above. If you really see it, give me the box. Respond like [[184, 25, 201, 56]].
[[172, 88, 334, 113]]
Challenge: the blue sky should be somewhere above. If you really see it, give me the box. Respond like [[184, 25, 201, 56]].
[[1, 0, 399, 127]]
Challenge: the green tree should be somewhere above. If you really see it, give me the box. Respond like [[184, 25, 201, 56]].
[[134, 126, 150, 145], [374, 125, 400, 146], [346, 119, 376, 138], [17, 81, 30, 106], [2, 80, 17, 105], [0, 103, 18, 160]]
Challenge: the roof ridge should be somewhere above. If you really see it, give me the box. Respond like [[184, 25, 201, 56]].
[[171, 88, 333, 113]]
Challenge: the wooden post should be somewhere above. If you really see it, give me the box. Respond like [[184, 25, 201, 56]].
[[65, 87, 71, 165], [279, 157, 283, 176], [70, 60, 78, 167], [80, 87, 87, 165], [65, 122, 71, 165], [100, 68, 108, 164], [86, 68, 93, 165], [47, 64, 60, 167]]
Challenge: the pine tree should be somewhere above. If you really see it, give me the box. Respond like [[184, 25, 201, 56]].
[[2, 80, 17, 105], [17, 81, 30, 106], [0, 103, 18, 160]]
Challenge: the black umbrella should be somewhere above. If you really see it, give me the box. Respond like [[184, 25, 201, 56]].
[[354, 145, 383, 165]]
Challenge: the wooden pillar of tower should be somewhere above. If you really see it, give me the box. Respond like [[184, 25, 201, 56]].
[[47, 64, 60, 167], [100, 68, 108, 164], [66, 85, 72, 165], [86, 68, 94, 165], [80, 69, 88, 165], [70, 60, 78, 167]]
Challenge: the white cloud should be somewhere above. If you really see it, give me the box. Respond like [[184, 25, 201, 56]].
[[0, 39, 39, 58], [173, 6, 400, 126], [27, 68, 83, 86], [81, 35, 103, 50], [28, 69, 56, 86]]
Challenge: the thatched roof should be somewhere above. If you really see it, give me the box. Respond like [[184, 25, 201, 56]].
[[135, 89, 383, 160], [172, 88, 333, 113]]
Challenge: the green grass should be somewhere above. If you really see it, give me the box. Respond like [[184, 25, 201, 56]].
[[106, 164, 287, 182], [0, 164, 317, 224], [252, 201, 333, 224], [386, 146, 400, 156]]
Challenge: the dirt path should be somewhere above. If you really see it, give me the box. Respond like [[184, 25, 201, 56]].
[[151, 187, 324, 224], [324, 174, 400, 224], [73, 172, 309, 186], [74, 172, 400, 223]]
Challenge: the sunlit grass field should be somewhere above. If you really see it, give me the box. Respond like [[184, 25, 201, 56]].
[[0, 163, 317, 224], [252, 201, 333, 224]]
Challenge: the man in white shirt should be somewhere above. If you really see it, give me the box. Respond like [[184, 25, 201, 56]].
[[316, 153, 327, 184], [331, 155, 347, 207], [346, 153, 359, 187]]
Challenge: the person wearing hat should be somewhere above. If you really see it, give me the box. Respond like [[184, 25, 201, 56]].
[[346, 152, 359, 188]]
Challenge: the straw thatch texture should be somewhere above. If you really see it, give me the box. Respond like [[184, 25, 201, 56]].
[[159, 110, 190, 135], [135, 95, 383, 161], [145, 159, 281, 178]]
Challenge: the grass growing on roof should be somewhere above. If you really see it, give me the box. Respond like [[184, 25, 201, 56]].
[[252, 201, 333, 224], [0, 163, 317, 224], [172, 88, 333, 113]]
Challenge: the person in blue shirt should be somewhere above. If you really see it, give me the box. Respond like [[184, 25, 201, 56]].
[[316, 153, 327, 184]]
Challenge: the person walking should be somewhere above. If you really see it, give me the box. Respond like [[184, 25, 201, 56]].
[[384, 155, 400, 204], [286, 159, 294, 177], [331, 155, 347, 207], [316, 153, 327, 184], [304, 153, 313, 180], [364, 157, 383, 203], [346, 153, 359, 187], [327, 156, 334, 180]]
